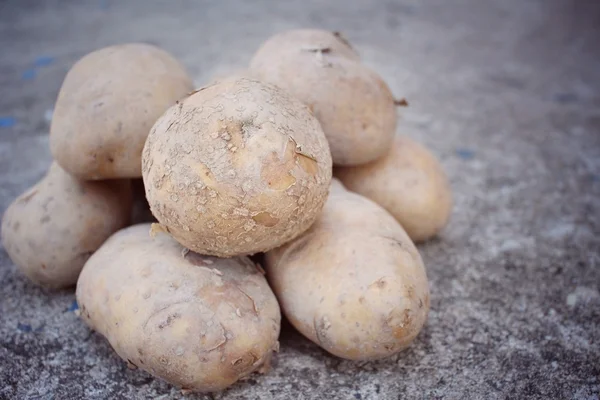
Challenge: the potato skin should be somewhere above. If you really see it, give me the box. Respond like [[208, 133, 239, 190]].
[[0, 163, 132, 289], [335, 136, 452, 242], [142, 77, 332, 257], [250, 29, 360, 62], [50, 43, 193, 180], [76, 224, 281, 392], [250, 35, 395, 166], [265, 181, 429, 360]]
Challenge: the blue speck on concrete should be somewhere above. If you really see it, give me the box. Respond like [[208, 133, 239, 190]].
[[34, 56, 55, 67], [0, 116, 16, 128], [99, 0, 109, 10], [17, 323, 32, 332], [67, 300, 79, 312], [553, 93, 578, 104], [456, 148, 476, 160], [22, 69, 37, 80]]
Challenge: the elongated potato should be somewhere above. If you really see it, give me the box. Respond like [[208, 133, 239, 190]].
[[335, 135, 452, 242], [76, 224, 281, 392], [1, 163, 132, 288], [265, 180, 429, 360], [250, 32, 396, 166], [50, 43, 193, 179], [142, 76, 332, 257]]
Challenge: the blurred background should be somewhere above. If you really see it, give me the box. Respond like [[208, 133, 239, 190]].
[[1, 1, 599, 399]]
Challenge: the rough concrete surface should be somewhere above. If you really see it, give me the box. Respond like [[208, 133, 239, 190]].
[[1, 0, 599, 399]]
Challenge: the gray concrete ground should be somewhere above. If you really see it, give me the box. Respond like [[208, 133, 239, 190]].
[[1, 1, 599, 399]]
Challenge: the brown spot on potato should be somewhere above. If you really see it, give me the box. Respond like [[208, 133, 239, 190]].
[[252, 212, 279, 227], [158, 312, 181, 329], [18, 188, 38, 205], [390, 309, 413, 340], [369, 278, 387, 289], [261, 140, 299, 190], [223, 120, 243, 139], [195, 163, 214, 181], [394, 98, 409, 107]]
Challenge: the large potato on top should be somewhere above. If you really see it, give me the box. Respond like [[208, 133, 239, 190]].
[[142, 77, 332, 257], [76, 224, 281, 392], [50, 43, 193, 180], [335, 135, 452, 242], [265, 180, 429, 360], [1, 163, 132, 288], [249, 32, 396, 166]]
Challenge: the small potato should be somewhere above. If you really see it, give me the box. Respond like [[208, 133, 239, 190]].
[[50, 43, 193, 180], [1, 163, 132, 288], [265, 180, 429, 360], [250, 31, 396, 166], [142, 76, 332, 257], [335, 135, 452, 242], [76, 224, 281, 392]]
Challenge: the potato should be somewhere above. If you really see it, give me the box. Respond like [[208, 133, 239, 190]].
[[76, 224, 281, 392], [249, 32, 396, 166], [1, 163, 132, 289], [142, 76, 332, 257], [50, 43, 193, 180], [265, 180, 429, 360], [335, 135, 452, 242]]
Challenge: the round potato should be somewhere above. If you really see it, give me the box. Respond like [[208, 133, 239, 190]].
[[76, 224, 281, 392], [142, 76, 332, 257], [1, 163, 132, 288], [250, 35, 395, 166], [50, 43, 193, 180], [265, 180, 429, 360], [335, 135, 452, 242]]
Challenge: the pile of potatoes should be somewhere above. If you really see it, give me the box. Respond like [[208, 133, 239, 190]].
[[1, 30, 452, 393]]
